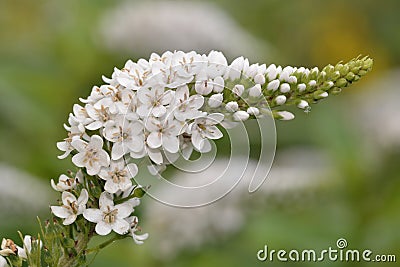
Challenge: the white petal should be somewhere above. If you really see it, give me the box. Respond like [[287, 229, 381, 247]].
[[83, 209, 103, 223], [148, 148, 163, 165], [99, 192, 114, 209], [162, 136, 180, 153], [191, 131, 204, 151], [104, 181, 119, 194], [147, 132, 162, 149], [71, 139, 86, 152], [205, 126, 223, 139], [206, 113, 224, 124], [111, 142, 125, 160], [63, 215, 77, 225], [112, 218, 130, 235], [90, 135, 104, 149], [71, 153, 86, 168], [51, 206, 70, 219], [126, 163, 138, 178], [151, 105, 166, 117], [95, 221, 112, 236], [77, 189, 89, 206], [115, 203, 132, 219]]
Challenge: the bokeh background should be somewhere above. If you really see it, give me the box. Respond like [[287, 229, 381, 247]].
[[1, 0, 399, 266]]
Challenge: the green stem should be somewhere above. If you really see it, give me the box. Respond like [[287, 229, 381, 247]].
[[86, 234, 128, 255]]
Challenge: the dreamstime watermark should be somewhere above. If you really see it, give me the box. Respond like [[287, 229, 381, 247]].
[[257, 238, 397, 263]]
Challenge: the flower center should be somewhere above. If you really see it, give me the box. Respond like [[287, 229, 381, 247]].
[[103, 206, 119, 224]]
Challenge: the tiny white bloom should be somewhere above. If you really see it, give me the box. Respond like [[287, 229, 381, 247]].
[[83, 192, 132, 236], [232, 84, 244, 97], [16, 235, 42, 260], [208, 93, 223, 108], [71, 135, 110, 176], [212, 76, 225, 93], [298, 83, 306, 92], [247, 107, 260, 116], [275, 95, 287, 105], [99, 160, 138, 194], [248, 84, 262, 97], [146, 117, 182, 154], [51, 171, 83, 192], [297, 100, 309, 109], [189, 113, 224, 152], [287, 75, 297, 84], [319, 92, 328, 98], [51, 189, 88, 225], [254, 73, 266, 85], [266, 64, 279, 81], [233, 110, 250, 121], [267, 79, 280, 91], [280, 83, 291, 93], [277, 111, 295, 121], [126, 216, 149, 245], [137, 86, 174, 118], [225, 101, 239, 112], [0, 239, 16, 257], [173, 85, 204, 121], [195, 80, 213, 95], [308, 80, 317, 87]]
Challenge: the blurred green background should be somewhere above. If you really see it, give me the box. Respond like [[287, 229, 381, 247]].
[[0, 0, 399, 266]]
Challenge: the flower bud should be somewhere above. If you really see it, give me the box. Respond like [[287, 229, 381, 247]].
[[249, 84, 262, 97], [267, 80, 280, 91], [254, 73, 266, 84], [247, 107, 260, 116], [288, 76, 297, 84], [233, 110, 250, 121], [275, 111, 295, 121], [298, 83, 306, 92], [225, 101, 239, 112], [266, 64, 278, 81], [336, 78, 347, 87], [280, 83, 291, 93], [213, 76, 225, 93], [308, 80, 317, 87], [274, 95, 286, 105], [195, 80, 213, 95], [297, 100, 309, 109], [314, 90, 328, 99], [345, 72, 355, 81], [232, 84, 244, 97], [208, 93, 223, 108]]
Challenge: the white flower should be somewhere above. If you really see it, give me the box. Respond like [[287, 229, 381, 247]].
[[51, 171, 83, 192], [51, 189, 88, 225], [276, 111, 295, 121], [194, 80, 213, 95], [225, 101, 239, 112], [280, 83, 291, 93], [254, 73, 266, 84], [232, 84, 244, 97], [85, 104, 114, 130], [71, 135, 110, 175], [247, 107, 260, 116], [266, 64, 280, 81], [137, 86, 174, 118], [99, 160, 138, 194], [233, 110, 250, 121], [126, 216, 149, 245], [267, 79, 280, 91], [298, 83, 306, 92], [146, 116, 182, 154], [0, 239, 16, 257], [274, 95, 287, 105], [83, 192, 132, 236], [56, 122, 84, 159], [103, 117, 144, 160], [297, 100, 309, 109], [173, 85, 204, 121], [189, 113, 224, 152], [16, 235, 42, 260], [208, 93, 223, 108], [308, 80, 317, 87], [212, 76, 225, 93], [248, 84, 262, 97]]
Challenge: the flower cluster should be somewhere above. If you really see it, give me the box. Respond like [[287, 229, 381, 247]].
[[0, 236, 42, 267]]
